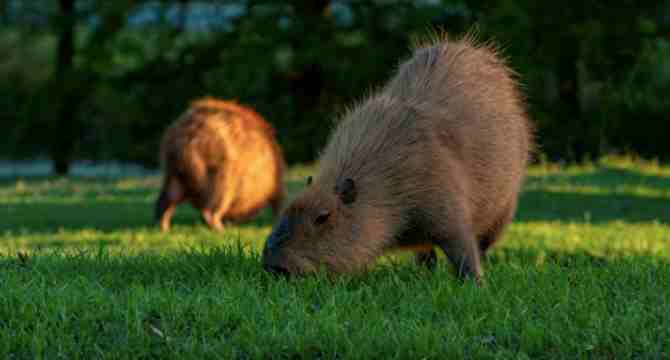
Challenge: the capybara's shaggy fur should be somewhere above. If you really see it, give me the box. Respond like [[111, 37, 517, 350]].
[[262, 34, 533, 281], [155, 97, 286, 232]]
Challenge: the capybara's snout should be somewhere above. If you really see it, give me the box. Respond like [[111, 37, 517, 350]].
[[262, 248, 292, 277], [264, 217, 290, 251], [263, 264, 290, 277], [262, 217, 291, 274]]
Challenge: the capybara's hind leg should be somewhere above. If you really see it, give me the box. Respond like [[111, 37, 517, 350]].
[[202, 170, 236, 232], [158, 198, 177, 232], [435, 228, 482, 283], [415, 249, 437, 269], [201, 209, 223, 232], [479, 200, 517, 255], [155, 177, 184, 232]]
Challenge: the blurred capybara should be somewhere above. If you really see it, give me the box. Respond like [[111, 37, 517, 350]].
[[262, 34, 533, 281], [155, 97, 286, 232]]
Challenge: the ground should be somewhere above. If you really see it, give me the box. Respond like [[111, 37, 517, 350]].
[[0, 157, 668, 358]]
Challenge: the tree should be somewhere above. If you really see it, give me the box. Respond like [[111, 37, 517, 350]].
[[52, 0, 77, 175], [468, 0, 665, 162]]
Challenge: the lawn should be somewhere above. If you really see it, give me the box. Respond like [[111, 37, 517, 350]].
[[0, 158, 669, 359]]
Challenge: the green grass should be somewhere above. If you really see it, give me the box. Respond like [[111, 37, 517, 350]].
[[1, 157, 669, 359]]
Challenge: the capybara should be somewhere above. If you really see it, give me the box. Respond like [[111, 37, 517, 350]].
[[262, 34, 533, 281], [155, 97, 286, 232]]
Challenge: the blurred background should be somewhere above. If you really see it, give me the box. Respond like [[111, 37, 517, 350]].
[[1, 0, 669, 176]]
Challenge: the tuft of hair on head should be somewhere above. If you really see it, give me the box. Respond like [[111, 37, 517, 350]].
[[409, 26, 451, 50], [409, 24, 506, 57]]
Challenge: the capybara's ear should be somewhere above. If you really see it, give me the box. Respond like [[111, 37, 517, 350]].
[[306, 176, 313, 186], [335, 178, 357, 205]]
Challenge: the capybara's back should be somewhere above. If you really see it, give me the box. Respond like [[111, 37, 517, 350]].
[[262, 33, 533, 281], [383, 35, 532, 244], [156, 97, 285, 232]]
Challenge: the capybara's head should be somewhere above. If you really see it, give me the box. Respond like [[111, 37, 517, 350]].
[[262, 176, 373, 275]]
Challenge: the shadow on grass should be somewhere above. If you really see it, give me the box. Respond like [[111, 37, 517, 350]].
[[0, 176, 293, 234], [517, 190, 669, 224], [527, 165, 670, 189], [2, 201, 157, 233], [1, 166, 668, 235], [0, 200, 278, 234], [484, 246, 669, 268], [519, 165, 670, 224]]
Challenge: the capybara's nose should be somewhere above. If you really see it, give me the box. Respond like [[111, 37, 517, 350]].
[[264, 264, 290, 276], [265, 217, 290, 251]]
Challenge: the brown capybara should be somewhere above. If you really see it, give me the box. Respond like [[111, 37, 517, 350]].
[[155, 97, 286, 232], [262, 34, 533, 281]]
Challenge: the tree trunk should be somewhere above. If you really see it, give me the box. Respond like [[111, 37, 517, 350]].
[[176, 0, 189, 32], [288, 0, 330, 161], [52, 0, 76, 175]]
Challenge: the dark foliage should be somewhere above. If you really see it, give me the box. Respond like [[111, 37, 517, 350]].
[[2, 0, 669, 173]]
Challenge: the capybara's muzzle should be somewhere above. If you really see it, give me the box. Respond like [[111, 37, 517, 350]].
[[263, 264, 290, 277]]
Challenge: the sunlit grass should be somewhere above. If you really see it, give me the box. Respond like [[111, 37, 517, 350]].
[[0, 157, 668, 358]]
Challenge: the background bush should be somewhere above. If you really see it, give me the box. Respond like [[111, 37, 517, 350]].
[[2, 0, 670, 174]]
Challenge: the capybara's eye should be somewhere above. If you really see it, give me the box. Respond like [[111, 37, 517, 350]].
[[314, 210, 330, 225], [306, 176, 313, 186]]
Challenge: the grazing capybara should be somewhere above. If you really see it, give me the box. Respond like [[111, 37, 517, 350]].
[[155, 97, 286, 232], [262, 34, 533, 281]]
